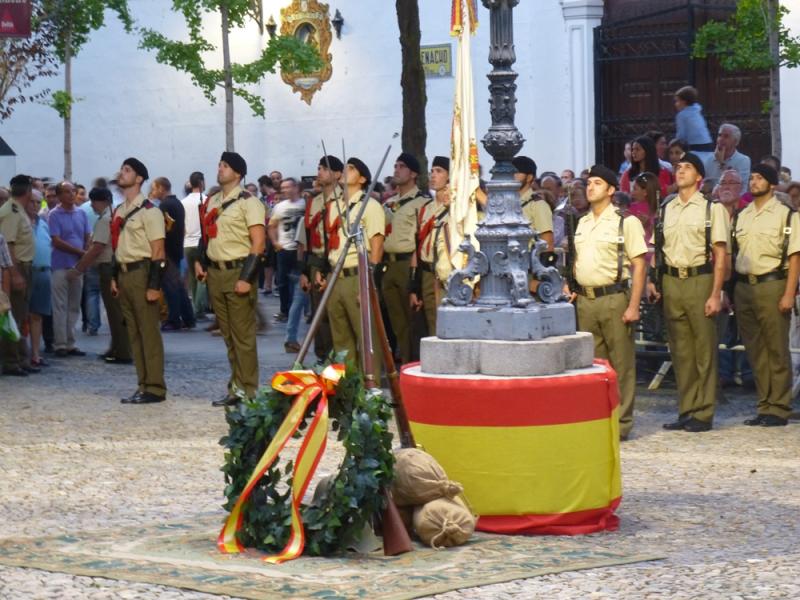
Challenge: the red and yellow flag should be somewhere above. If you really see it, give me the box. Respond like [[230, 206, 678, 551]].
[[217, 364, 345, 563]]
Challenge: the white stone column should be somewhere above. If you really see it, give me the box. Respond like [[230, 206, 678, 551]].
[[560, 0, 604, 171]]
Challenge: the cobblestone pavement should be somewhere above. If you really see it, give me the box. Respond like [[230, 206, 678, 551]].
[[1, 294, 799, 599]]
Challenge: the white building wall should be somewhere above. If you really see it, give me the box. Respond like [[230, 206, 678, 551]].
[[0, 0, 585, 188]]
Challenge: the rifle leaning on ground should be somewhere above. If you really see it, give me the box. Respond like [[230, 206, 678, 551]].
[[293, 141, 413, 555]]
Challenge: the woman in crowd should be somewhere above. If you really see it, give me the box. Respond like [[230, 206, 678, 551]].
[[629, 172, 661, 242], [26, 191, 52, 367], [619, 135, 673, 197], [673, 85, 714, 164]]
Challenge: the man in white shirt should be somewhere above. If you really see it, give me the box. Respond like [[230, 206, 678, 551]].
[[268, 177, 306, 321], [181, 171, 208, 317]]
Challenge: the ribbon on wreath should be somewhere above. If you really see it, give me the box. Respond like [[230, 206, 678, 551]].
[[217, 364, 346, 563]]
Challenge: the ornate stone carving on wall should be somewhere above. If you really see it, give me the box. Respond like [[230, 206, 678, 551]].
[[280, 0, 333, 104]]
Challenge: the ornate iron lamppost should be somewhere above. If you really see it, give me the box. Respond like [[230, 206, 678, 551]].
[[437, 0, 576, 341]]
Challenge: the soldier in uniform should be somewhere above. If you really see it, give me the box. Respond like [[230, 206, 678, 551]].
[[317, 157, 385, 384], [647, 152, 730, 432], [0, 175, 36, 375], [196, 152, 266, 407], [381, 153, 429, 363], [512, 156, 554, 255], [111, 158, 167, 404], [566, 165, 647, 440], [410, 156, 452, 335], [732, 163, 800, 427], [70, 187, 132, 364], [300, 155, 342, 362]]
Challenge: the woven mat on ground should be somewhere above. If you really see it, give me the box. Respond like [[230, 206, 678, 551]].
[[0, 513, 663, 600]]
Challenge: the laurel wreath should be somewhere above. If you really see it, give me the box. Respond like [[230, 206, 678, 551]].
[[220, 361, 395, 556]]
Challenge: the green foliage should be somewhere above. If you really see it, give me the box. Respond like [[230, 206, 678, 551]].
[[139, 1, 323, 118], [692, 0, 800, 70], [220, 360, 395, 556], [41, 0, 133, 62], [49, 89, 77, 119]]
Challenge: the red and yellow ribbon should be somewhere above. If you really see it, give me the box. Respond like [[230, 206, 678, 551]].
[[217, 364, 345, 563]]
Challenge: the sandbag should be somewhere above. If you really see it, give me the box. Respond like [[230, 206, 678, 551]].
[[413, 496, 476, 549], [392, 448, 463, 507]]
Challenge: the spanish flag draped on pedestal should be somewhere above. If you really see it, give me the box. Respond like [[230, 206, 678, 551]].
[[449, 0, 481, 268]]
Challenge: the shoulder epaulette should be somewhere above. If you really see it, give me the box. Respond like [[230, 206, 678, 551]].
[[11, 204, 19, 213]]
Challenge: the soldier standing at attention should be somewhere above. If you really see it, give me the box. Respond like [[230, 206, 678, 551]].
[[300, 155, 342, 363], [111, 158, 167, 404], [733, 163, 800, 427], [0, 175, 36, 375], [410, 156, 451, 335], [318, 157, 385, 384], [648, 152, 730, 432], [512, 156, 554, 257], [381, 153, 429, 363], [196, 152, 266, 407], [567, 165, 647, 441]]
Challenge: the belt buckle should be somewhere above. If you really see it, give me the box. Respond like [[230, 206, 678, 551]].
[[678, 267, 688, 279], [585, 287, 596, 300], [748, 274, 758, 285]]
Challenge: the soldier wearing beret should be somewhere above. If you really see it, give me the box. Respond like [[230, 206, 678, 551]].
[[0, 174, 36, 375], [381, 152, 429, 363], [197, 152, 266, 406], [300, 155, 342, 362], [410, 156, 452, 335], [648, 152, 730, 432], [566, 165, 647, 440], [111, 158, 168, 403], [318, 157, 385, 384], [732, 163, 800, 427], [512, 156, 554, 258]]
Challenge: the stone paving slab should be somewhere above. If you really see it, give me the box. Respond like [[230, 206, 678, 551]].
[[1, 294, 799, 598]]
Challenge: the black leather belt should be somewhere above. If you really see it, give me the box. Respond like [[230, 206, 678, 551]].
[[735, 270, 787, 285], [209, 258, 246, 270], [576, 280, 629, 299], [119, 259, 149, 273], [688, 142, 715, 152], [419, 261, 433, 273], [385, 252, 413, 262], [663, 263, 713, 279], [341, 267, 359, 278]]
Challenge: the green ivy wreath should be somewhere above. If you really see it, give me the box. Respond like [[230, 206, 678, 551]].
[[220, 361, 395, 556]]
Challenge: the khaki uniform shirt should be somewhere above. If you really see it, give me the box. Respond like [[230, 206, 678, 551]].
[[306, 186, 341, 257], [91, 207, 113, 264], [520, 189, 554, 235], [327, 190, 385, 269], [206, 186, 266, 262], [114, 194, 166, 264], [662, 191, 730, 268], [417, 200, 452, 284], [383, 186, 428, 254], [0, 198, 35, 262], [734, 196, 800, 275], [574, 203, 647, 287]]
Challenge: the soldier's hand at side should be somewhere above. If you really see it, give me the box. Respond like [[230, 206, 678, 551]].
[[778, 292, 795, 314], [195, 261, 207, 282], [646, 282, 661, 303], [234, 280, 251, 295], [110, 279, 119, 297], [704, 294, 721, 317], [622, 304, 640, 324], [409, 293, 423, 311], [562, 282, 576, 303], [300, 273, 310, 292], [145, 289, 160, 303], [315, 270, 327, 292]]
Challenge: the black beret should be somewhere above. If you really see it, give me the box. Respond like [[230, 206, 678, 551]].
[[347, 157, 371, 185], [678, 152, 705, 178], [397, 152, 421, 174], [432, 156, 450, 172], [9, 174, 32, 187], [220, 151, 247, 178], [512, 156, 537, 176], [752, 163, 779, 186], [89, 187, 112, 203], [122, 157, 149, 181], [588, 164, 619, 189], [319, 155, 344, 172]]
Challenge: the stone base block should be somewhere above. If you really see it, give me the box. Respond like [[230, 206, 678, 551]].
[[479, 338, 566, 377], [419, 337, 479, 374], [436, 302, 576, 341], [562, 332, 595, 370], [539, 303, 578, 337]]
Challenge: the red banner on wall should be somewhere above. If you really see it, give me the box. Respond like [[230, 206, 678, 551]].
[[0, 1, 32, 38]]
